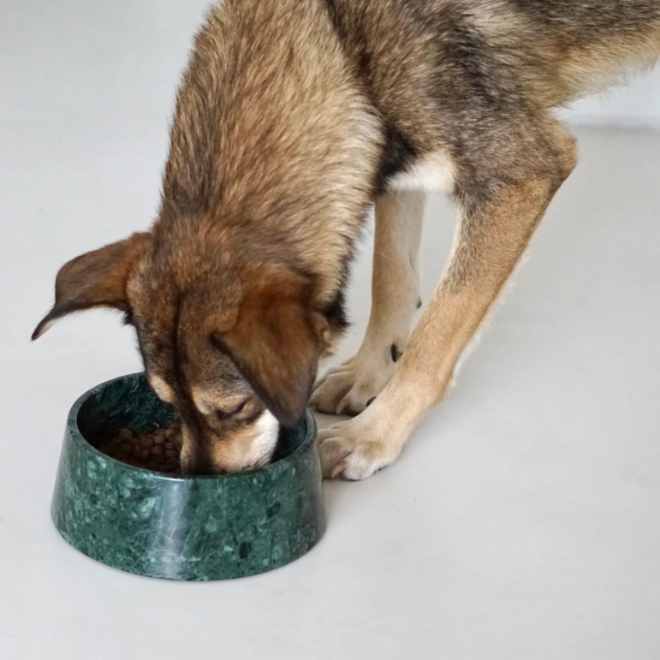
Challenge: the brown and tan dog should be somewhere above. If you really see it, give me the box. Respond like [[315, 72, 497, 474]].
[[33, 0, 660, 478]]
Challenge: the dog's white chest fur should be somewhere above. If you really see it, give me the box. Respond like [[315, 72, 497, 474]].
[[388, 150, 456, 194]]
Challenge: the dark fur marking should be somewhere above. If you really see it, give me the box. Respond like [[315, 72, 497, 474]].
[[321, 0, 341, 34], [435, 10, 511, 113], [391, 343, 402, 363], [357, 49, 372, 79], [506, 0, 660, 34], [324, 289, 349, 332], [171, 294, 213, 464], [374, 124, 418, 195]]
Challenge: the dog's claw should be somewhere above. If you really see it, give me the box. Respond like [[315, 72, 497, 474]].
[[330, 461, 347, 480]]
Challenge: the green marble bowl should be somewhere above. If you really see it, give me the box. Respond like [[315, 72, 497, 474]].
[[51, 373, 326, 580]]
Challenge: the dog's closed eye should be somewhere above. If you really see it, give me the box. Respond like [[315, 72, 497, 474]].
[[215, 399, 248, 421]]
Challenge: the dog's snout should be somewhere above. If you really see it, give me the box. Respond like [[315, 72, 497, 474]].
[[180, 453, 224, 476], [182, 463, 222, 476], [179, 444, 224, 476], [178, 408, 280, 475]]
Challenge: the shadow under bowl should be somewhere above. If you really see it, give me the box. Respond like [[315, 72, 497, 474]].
[[51, 373, 326, 580]]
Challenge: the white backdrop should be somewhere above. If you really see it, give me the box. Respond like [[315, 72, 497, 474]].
[[564, 67, 660, 129]]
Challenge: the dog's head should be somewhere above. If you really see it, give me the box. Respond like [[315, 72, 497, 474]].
[[33, 228, 342, 474]]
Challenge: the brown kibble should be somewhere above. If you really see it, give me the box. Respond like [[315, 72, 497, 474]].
[[98, 424, 181, 473]]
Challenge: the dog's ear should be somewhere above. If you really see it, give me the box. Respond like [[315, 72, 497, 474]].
[[32, 232, 149, 340], [213, 270, 327, 427]]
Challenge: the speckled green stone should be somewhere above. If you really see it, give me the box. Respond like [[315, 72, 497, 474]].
[[51, 374, 326, 580]]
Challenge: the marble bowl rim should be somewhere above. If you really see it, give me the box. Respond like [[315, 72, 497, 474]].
[[67, 373, 318, 483]]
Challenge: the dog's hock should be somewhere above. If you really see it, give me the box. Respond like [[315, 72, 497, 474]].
[[31, 232, 149, 340]]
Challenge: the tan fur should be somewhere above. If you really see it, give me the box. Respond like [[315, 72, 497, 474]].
[[312, 190, 425, 414], [33, 0, 660, 477], [150, 376, 176, 405]]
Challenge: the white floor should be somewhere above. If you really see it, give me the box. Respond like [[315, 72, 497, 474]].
[[2, 3, 660, 659]]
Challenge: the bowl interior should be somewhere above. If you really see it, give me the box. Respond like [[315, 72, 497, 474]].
[[74, 374, 304, 469]]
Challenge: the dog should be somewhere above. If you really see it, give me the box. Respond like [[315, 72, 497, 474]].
[[33, 0, 660, 479]]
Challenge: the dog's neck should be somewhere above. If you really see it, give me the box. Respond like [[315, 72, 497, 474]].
[[159, 0, 385, 306]]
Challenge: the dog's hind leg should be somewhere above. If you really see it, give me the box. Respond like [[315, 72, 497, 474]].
[[312, 189, 425, 415], [318, 118, 578, 480]]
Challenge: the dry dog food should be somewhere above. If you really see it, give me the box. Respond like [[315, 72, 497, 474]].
[[98, 424, 182, 474]]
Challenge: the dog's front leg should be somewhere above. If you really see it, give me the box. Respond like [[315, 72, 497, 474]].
[[312, 190, 425, 414], [319, 125, 577, 479]]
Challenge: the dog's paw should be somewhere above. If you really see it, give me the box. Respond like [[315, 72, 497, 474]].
[[317, 414, 401, 481], [311, 351, 396, 416]]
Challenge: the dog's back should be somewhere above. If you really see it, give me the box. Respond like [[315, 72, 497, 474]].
[[326, 0, 660, 120], [505, 0, 660, 99]]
